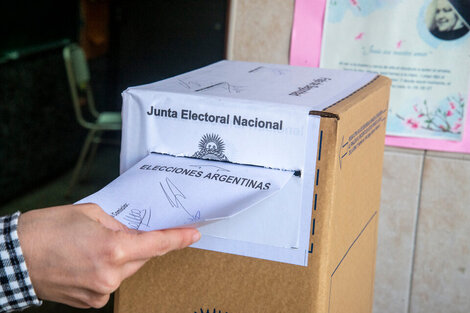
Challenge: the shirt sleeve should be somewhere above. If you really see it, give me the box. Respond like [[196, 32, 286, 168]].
[[0, 212, 41, 312]]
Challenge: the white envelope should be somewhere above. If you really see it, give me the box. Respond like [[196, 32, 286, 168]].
[[77, 153, 294, 233]]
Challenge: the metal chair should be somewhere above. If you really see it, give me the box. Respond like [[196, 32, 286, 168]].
[[63, 43, 121, 196]]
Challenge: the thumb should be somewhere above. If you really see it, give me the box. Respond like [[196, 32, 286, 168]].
[[119, 227, 201, 262]]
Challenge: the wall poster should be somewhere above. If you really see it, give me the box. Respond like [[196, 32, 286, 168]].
[[291, 0, 470, 152]]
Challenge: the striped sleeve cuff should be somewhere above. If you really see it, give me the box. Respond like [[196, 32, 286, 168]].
[[0, 212, 41, 312]]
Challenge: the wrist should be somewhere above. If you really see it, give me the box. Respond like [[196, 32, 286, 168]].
[[0, 212, 42, 310]]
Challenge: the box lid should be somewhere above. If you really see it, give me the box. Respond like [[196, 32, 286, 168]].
[[125, 60, 377, 114]]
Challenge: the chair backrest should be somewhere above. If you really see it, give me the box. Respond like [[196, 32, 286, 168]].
[[63, 44, 98, 128], [68, 44, 91, 86]]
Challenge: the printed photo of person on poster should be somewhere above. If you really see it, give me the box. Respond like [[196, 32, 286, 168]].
[[426, 0, 470, 40]]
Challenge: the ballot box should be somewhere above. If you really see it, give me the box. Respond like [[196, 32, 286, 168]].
[[113, 60, 391, 313]]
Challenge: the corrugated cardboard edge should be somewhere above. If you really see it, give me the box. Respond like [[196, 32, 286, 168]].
[[308, 75, 391, 313], [305, 116, 339, 313]]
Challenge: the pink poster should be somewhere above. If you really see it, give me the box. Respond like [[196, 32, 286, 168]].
[[290, 0, 470, 153]]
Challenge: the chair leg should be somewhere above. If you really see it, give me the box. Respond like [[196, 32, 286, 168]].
[[66, 130, 96, 197], [82, 131, 102, 180]]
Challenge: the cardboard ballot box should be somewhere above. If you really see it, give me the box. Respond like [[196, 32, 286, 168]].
[[114, 61, 391, 313]]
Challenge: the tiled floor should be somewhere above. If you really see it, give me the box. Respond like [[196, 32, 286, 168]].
[[373, 148, 424, 313], [410, 154, 470, 313], [374, 148, 470, 313], [0, 146, 120, 313]]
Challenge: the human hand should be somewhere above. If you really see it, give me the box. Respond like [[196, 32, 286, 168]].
[[17, 203, 200, 309]]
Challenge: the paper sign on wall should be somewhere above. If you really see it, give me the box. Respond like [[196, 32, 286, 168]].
[[290, 0, 470, 152]]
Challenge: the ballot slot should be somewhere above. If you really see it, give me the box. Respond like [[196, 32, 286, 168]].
[[150, 152, 302, 177]]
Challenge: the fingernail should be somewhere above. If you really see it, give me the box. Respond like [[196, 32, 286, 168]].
[[192, 230, 201, 243]]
